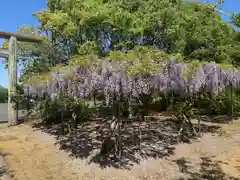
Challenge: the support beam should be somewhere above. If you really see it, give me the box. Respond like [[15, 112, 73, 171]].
[[0, 31, 42, 43], [0, 48, 9, 58], [8, 36, 18, 126], [0, 31, 42, 126]]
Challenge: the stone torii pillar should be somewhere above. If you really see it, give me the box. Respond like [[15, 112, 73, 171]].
[[0, 31, 42, 126]]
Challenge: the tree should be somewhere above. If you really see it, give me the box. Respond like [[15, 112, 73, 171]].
[[233, 14, 240, 27], [0, 85, 8, 103], [3, 0, 239, 82], [32, 0, 236, 63], [1, 25, 58, 82]]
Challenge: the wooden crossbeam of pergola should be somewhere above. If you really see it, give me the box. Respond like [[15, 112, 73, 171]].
[[0, 31, 42, 126], [0, 31, 42, 42]]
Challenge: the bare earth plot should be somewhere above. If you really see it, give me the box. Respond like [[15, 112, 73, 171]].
[[0, 119, 240, 180]]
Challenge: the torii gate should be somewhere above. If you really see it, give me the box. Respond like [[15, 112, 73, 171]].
[[0, 31, 42, 126]]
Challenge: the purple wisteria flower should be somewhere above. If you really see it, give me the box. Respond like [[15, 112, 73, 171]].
[[23, 58, 240, 100]]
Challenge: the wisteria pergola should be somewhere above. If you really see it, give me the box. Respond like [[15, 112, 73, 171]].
[[0, 31, 42, 126]]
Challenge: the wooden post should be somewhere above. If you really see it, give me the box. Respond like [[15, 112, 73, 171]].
[[0, 31, 42, 126], [8, 36, 18, 126]]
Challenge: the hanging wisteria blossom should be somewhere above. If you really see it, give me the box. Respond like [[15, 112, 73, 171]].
[[23, 58, 240, 102]]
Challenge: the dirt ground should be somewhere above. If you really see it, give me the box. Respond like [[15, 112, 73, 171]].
[[0, 120, 240, 180]]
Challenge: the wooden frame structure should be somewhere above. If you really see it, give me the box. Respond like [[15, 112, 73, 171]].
[[0, 31, 42, 126]]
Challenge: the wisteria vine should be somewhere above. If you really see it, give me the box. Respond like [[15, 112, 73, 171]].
[[23, 59, 240, 101]]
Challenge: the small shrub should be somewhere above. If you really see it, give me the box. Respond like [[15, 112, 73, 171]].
[[35, 95, 91, 126], [196, 88, 240, 116]]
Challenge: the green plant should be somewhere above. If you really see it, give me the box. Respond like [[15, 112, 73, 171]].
[[35, 96, 91, 127], [0, 85, 8, 103], [196, 88, 240, 116], [168, 96, 197, 139]]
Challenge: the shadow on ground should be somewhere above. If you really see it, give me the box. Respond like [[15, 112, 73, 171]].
[[0, 167, 6, 177], [33, 118, 221, 169], [198, 115, 238, 124], [175, 156, 240, 180], [0, 152, 7, 178]]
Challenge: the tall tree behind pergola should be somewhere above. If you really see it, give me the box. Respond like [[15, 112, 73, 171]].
[[0, 31, 42, 126]]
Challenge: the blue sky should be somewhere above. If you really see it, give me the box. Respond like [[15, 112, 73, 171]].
[[0, 0, 240, 88]]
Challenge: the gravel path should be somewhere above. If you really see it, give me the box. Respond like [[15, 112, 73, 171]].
[[0, 121, 239, 180]]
